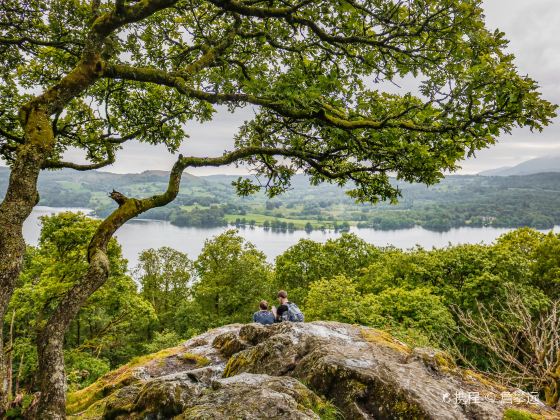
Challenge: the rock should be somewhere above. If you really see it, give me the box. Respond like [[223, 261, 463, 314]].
[[68, 322, 560, 419], [239, 323, 275, 345], [213, 331, 249, 357], [176, 374, 329, 419]]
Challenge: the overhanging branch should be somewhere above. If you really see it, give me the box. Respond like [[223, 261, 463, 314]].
[[102, 63, 450, 133]]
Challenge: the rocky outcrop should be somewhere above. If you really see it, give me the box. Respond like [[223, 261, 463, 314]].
[[68, 322, 559, 419]]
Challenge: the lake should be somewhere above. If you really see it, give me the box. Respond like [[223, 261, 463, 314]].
[[23, 206, 557, 268]]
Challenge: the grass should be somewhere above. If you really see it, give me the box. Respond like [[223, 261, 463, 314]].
[[224, 213, 355, 230]]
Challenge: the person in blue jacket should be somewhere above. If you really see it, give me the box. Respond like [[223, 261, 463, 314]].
[[252, 300, 275, 325]]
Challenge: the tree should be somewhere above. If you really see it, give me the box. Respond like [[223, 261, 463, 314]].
[[4, 213, 154, 409], [134, 247, 193, 331], [532, 233, 560, 299], [0, 0, 557, 416], [275, 233, 378, 303], [304, 275, 368, 324], [30, 167, 202, 418], [304, 275, 454, 344], [181, 230, 273, 331]]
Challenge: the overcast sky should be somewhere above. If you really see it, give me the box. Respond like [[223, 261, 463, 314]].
[[12, 0, 560, 175]]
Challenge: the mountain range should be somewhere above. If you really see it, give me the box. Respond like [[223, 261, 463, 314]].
[[478, 155, 560, 176]]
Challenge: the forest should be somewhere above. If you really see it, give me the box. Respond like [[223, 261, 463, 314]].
[[3, 212, 560, 417]]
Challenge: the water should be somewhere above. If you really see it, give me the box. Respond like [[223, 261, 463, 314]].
[[23, 206, 557, 268]]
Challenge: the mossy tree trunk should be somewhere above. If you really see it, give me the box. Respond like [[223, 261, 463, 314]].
[[1, 3, 180, 412], [36, 251, 110, 419], [0, 107, 54, 408], [0, 49, 107, 411]]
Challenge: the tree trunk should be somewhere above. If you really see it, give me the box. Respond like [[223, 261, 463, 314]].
[[0, 107, 54, 408], [544, 379, 559, 409], [6, 309, 16, 402], [35, 331, 66, 420], [35, 251, 109, 419]]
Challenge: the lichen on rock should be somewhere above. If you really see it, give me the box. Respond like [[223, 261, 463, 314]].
[[68, 322, 560, 419]]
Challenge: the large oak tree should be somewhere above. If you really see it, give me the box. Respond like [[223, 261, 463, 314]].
[[0, 0, 556, 417]]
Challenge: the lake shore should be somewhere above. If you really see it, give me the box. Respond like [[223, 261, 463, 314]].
[[24, 206, 559, 268]]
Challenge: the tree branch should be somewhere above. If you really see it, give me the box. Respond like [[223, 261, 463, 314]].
[[102, 63, 451, 133], [0, 127, 24, 144], [0, 36, 75, 48], [42, 149, 115, 171], [22, 0, 181, 117]]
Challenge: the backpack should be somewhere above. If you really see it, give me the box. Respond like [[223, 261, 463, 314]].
[[282, 302, 304, 322]]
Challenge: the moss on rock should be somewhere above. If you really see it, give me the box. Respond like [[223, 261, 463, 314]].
[[212, 331, 248, 357], [503, 408, 543, 420], [411, 347, 457, 374], [67, 322, 560, 420], [180, 352, 210, 367], [67, 346, 207, 417], [360, 328, 411, 355]]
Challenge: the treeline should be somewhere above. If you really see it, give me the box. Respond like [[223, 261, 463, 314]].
[[358, 188, 560, 230], [3, 213, 560, 414], [169, 206, 228, 228]]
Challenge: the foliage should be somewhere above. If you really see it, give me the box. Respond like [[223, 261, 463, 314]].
[[275, 234, 379, 303], [182, 230, 274, 331], [65, 351, 110, 393], [1, 0, 557, 415], [304, 275, 370, 325], [4, 213, 155, 396], [296, 229, 560, 406], [142, 330, 183, 354], [134, 247, 193, 331], [6, 211, 560, 409], [304, 276, 453, 344], [169, 206, 228, 228], [4, 0, 556, 200]]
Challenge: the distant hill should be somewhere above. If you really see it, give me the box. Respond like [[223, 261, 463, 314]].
[[479, 155, 560, 176], [2, 166, 560, 231]]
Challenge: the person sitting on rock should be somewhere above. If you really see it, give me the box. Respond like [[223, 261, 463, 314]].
[[253, 300, 275, 325], [272, 290, 304, 322]]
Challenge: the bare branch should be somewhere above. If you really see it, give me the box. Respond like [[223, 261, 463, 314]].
[[453, 289, 560, 407]]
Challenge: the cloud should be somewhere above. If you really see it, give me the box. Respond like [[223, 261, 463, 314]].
[[457, 0, 560, 173]]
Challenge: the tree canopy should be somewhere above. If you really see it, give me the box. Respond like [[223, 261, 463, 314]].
[[1, 0, 556, 202]]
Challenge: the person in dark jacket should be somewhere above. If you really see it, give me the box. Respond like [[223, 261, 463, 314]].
[[273, 290, 304, 322], [252, 300, 275, 325]]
